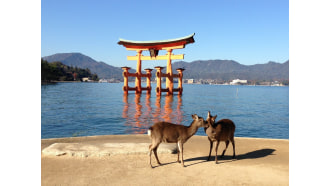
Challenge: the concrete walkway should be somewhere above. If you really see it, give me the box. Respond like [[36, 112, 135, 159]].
[[42, 142, 177, 157]]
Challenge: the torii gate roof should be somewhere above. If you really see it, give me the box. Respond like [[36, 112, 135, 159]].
[[118, 33, 195, 49]]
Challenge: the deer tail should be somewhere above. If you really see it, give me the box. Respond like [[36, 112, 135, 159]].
[[147, 127, 153, 136]]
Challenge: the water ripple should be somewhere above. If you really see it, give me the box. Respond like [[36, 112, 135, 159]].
[[42, 83, 288, 139]]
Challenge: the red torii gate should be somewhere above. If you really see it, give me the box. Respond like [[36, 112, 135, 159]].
[[118, 33, 195, 96]]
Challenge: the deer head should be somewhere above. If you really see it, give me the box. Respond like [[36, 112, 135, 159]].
[[206, 111, 217, 128], [192, 114, 206, 128]]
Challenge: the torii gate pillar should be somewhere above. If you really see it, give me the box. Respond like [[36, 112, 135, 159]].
[[135, 50, 142, 94], [166, 49, 173, 95]]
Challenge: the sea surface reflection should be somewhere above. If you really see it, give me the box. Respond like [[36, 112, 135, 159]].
[[122, 93, 183, 134], [42, 83, 289, 139]]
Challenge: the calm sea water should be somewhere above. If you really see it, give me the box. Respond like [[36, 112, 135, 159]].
[[41, 83, 289, 139]]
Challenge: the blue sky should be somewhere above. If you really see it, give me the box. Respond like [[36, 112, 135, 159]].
[[41, 0, 288, 68]]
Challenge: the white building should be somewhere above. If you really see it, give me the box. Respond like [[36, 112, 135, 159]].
[[230, 79, 247, 85], [82, 77, 92, 82], [187, 79, 195, 84], [98, 79, 108, 83]]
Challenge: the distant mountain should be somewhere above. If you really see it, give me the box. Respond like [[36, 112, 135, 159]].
[[42, 53, 124, 80], [172, 60, 289, 81], [42, 53, 289, 82]]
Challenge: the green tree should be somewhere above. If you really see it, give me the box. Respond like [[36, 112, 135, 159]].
[[41, 58, 99, 82]]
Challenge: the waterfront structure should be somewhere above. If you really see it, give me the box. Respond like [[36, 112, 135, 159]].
[[82, 77, 90, 82], [230, 79, 248, 85], [187, 79, 195, 84], [118, 33, 195, 95]]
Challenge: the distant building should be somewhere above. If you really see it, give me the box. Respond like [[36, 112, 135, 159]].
[[187, 79, 195, 84], [271, 81, 284, 86], [99, 79, 108, 83], [230, 79, 247, 85], [82, 77, 90, 82], [258, 81, 271, 86]]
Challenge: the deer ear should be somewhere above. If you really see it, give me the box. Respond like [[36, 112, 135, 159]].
[[207, 111, 211, 118], [192, 114, 198, 120], [214, 115, 218, 120]]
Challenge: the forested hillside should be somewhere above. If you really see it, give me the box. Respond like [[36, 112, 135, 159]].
[[41, 59, 99, 82]]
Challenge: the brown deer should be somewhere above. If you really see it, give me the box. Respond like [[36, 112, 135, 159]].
[[148, 114, 206, 167], [204, 111, 236, 163]]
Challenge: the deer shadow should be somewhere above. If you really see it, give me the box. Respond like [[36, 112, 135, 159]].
[[151, 161, 178, 168], [184, 148, 276, 167]]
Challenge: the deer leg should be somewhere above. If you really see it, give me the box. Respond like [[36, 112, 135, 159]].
[[177, 142, 181, 163], [153, 145, 161, 165], [207, 138, 213, 161], [221, 140, 230, 158], [149, 142, 161, 167], [215, 140, 220, 164], [231, 137, 236, 159], [149, 144, 153, 167], [178, 142, 184, 167]]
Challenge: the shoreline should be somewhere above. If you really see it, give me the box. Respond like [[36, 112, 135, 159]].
[[41, 134, 289, 153], [41, 134, 289, 139], [42, 81, 289, 87], [41, 134, 288, 145], [42, 134, 289, 185]]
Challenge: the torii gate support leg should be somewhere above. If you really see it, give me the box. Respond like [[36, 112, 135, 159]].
[[155, 66, 164, 96], [145, 68, 153, 94], [176, 68, 185, 95], [121, 67, 131, 94]]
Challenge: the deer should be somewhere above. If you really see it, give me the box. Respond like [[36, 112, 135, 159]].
[[204, 111, 236, 163], [148, 114, 206, 167]]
